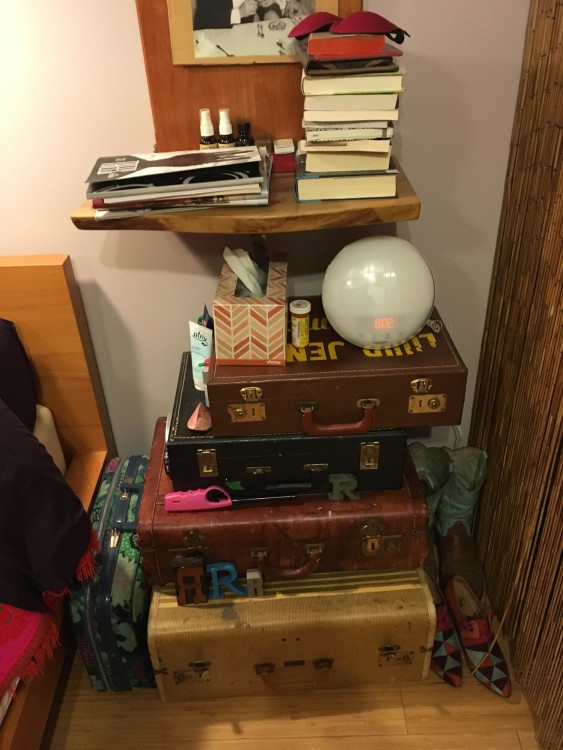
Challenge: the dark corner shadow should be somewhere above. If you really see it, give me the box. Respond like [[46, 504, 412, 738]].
[[266, 224, 400, 280], [95, 228, 256, 279], [78, 277, 146, 453]]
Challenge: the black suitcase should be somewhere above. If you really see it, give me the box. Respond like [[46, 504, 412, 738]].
[[166, 352, 406, 496]]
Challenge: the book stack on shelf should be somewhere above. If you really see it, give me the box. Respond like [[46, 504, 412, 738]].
[[291, 11, 409, 202], [85, 146, 272, 220]]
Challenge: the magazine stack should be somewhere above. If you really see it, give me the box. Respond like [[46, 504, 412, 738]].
[[85, 146, 272, 220]]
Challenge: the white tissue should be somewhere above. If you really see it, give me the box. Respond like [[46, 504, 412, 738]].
[[223, 246, 267, 297]]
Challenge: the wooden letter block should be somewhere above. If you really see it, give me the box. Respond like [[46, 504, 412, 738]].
[[206, 562, 247, 599], [173, 556, 208, 605], [329, 473, 359, 500], [246, 568, 264, 597]]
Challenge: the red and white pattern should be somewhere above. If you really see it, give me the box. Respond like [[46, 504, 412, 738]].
[[213, 259, 288, 366]]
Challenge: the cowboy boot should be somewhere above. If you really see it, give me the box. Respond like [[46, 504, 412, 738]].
[[408, 442, 452, 529], [436, 447, 487, 598]]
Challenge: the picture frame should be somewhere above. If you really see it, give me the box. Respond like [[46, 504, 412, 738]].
[[167, 0, 340, 66]]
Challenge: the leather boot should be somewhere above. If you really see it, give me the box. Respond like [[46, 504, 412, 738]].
[[436, 447, 487, 597], [408, 442, 452, 528]]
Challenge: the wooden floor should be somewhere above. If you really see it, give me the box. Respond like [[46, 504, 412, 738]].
[[42, 654, 539, 750]]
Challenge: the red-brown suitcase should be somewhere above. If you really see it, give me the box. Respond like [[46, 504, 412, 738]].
[[137, 418, 429, 588], [206, 298, 467, 437], [166, 352, 407, 495]]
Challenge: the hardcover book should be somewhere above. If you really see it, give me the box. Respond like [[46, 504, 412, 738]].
[[304, 92, 399, 112], [307, 32, 387, 58], [304, 125, 394, 142], [303, 109, 399, 123], [294, 151, 397, 202], [303, 147, 392, 174], [294, 41, 402, 77], [301, 68, 405, 95], [304, 139, 391, 154]]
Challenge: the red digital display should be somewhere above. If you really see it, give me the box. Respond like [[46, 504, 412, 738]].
[[374, 317, 395, 330]]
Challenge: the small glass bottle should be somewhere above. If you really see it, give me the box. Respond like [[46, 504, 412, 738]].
[[199, 108, 217, 149], [235, 121, 254, 147], [218, 108, 236, 148], [290, 299, 311, 348]]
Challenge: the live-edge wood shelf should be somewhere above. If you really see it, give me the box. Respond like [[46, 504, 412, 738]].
[[70, 160, 420, 234]]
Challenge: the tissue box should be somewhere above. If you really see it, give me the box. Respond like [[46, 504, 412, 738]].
[[213, 255, 288, 366]]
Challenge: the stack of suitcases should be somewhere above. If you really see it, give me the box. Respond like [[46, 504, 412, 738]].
[[137, 293, 467, 701]]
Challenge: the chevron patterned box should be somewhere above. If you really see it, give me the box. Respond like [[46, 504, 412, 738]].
[[212, 255, 288, 366]]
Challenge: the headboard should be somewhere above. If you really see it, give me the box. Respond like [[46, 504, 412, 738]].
[[0, 254, 116, 750], [0, 254, 116, 507]]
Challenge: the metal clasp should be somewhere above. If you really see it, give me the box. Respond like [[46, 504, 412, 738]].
[[361, 518, 402, 555], [240, 386, 263, 402], [411, 378, 433, 394], [197, 448, 218, 477], [360, 442, 379, 470]]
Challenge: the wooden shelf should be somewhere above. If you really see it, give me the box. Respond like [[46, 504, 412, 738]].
[[70, 160, 420, 234]]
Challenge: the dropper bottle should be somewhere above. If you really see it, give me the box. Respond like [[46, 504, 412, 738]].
[[218, 108, 236, 148], [199, 108, 217, 150], [235, 121, 254, 147]]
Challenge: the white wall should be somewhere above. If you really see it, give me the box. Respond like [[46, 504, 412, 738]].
[[0, 1, 529, 455]]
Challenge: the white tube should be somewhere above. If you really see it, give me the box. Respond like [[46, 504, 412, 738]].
[[189, 320, 214, 391]]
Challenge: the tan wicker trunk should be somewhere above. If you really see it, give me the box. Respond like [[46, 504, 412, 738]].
[[148, 569, 435, 701]]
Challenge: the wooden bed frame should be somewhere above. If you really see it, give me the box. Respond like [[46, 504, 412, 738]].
[[0, 254, 116, 750]]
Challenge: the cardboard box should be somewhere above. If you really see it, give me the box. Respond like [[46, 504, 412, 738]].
[[212, 255, 287, 366]]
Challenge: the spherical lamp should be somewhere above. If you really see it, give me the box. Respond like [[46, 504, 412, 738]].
[[321, 236, 435, 349]]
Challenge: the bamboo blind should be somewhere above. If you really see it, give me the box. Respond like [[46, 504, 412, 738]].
[[469, 2, 562, 748]]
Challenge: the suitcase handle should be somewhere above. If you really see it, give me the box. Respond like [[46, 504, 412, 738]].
[[300, 401, 377, 436], [251, 545, 323, 579], [254, 659, 333, 690]]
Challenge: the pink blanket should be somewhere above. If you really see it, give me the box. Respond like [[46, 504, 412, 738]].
[[0, 527, 99, 697]]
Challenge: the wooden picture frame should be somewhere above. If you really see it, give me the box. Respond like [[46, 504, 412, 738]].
[[167, 0, 339, 65], [135, 0, 361, 149]]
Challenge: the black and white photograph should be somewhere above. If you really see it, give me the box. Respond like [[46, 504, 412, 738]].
[[167, 0, 338, 65]]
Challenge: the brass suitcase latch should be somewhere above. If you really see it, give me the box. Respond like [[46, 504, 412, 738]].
[[240, 386, 263, 402], [408, 394, 447, 413], [197, 448, 218, 477], [361, 519, 403, 555], [378, 644, 413, 666], [409, 378, 447, 413], [227, 402, 266, 422], [360, 442, 379, 470], [173, 660, 212, 683], [411, 378, 433, 394]]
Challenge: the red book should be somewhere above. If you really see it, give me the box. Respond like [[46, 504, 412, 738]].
[[307, 32, 386, 59]]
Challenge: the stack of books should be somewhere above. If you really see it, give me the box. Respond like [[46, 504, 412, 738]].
[[294, 24, 406, 202], [85, 146, 272, 220]]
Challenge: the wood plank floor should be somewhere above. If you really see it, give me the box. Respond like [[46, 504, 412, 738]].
[[43, 654, 539, 750]]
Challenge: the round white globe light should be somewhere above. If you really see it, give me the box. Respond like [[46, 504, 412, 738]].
[[321, 236, 435, 349]]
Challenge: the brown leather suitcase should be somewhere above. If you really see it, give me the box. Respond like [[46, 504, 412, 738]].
[[166, 352, 406, 495], [137, 417, 429, 588], [206, 297, 467, 437]]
